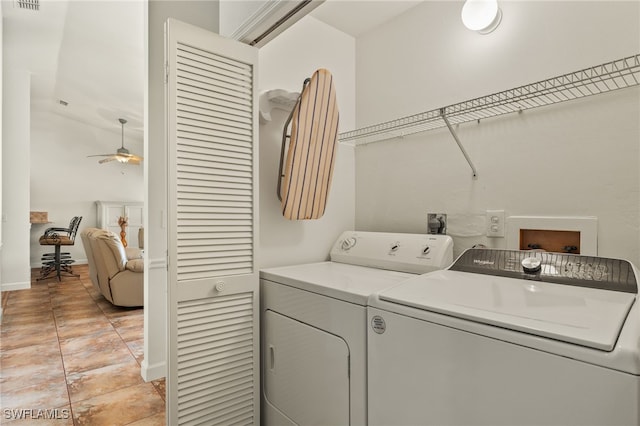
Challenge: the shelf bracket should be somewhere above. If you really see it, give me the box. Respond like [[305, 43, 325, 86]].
[[440, 108, 478, 180]]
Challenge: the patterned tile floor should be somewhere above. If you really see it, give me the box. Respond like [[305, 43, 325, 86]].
[[1, 264, 166, 425]]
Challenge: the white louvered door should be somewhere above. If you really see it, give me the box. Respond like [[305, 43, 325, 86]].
[[165, 19, 259, 425]]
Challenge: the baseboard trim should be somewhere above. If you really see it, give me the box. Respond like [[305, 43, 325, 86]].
[[1, 281, 31, 291], [141, 359, 166, 382]]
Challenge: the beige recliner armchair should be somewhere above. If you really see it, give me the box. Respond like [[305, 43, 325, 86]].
[[81, 227, 143, 307]]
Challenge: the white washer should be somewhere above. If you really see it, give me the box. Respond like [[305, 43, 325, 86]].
[[260, 231, 453, 426], [368, 248, 640, 425]]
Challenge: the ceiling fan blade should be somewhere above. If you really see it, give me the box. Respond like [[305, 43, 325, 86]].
[[95, 153, 143, 165], [87, 154, 114, 158], [98, 156, 118, 164], [118, 153, 143, 164]]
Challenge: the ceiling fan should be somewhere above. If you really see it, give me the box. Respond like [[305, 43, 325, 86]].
[[89, 118, 143, 165]]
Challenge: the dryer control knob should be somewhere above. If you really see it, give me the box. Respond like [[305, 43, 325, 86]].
[[521, 257, 542, 274], [390, 243, 400, 253], [341, 237, 357, 251], [422, 246, 431, 255], [215, 281, 225, 293]]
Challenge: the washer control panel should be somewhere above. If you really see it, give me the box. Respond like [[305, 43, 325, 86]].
[[331, 231, 454, 274], [450, 248, 638, 293]]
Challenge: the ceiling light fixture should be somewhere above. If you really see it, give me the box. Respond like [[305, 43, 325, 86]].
[[88, 118, 143, 165], [461, 0, 502, 34]]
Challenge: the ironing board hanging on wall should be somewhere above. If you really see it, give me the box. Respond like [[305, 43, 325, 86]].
[[277, 68, 340, 220]]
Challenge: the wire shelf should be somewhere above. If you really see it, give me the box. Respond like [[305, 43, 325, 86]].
[[339, 54, 640, 146]]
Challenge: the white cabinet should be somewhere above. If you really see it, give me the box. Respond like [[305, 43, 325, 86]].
[[96, 201, 143, 248]]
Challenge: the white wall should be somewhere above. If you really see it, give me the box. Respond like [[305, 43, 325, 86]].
[[258, 15, 356, 268], [29, 111, 143, 268], [144, 0, 220, 382], [355, 1, 640, 264], [1, 68, 31, 290], [0, 1, 4, 317], [1, 0, 68, 291]]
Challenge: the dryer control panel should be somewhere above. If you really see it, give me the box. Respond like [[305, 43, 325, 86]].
[[330, 231, 454, 274]]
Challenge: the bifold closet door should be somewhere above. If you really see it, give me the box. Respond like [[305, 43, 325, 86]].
[[165, 19, 259, 425]]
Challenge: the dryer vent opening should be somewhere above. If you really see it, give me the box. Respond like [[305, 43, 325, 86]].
[[15, 0, 39, 11]]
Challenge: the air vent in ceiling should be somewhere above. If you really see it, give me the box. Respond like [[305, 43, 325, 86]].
[[15, 0, 39, 11]]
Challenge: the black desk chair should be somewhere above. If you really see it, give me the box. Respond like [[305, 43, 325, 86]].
[[38, 216, 82, 281]]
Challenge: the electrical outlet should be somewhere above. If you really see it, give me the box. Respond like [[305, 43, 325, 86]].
[[486, 210, 505, 238]]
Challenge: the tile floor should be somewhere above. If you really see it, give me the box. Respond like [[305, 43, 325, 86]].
[[1, 264, 166, 425]]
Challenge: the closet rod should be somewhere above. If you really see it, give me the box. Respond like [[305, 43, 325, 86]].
[[339, 54, 640, 146]]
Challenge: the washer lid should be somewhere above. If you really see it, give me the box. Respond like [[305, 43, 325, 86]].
[[377, 270, 636, 351], [261, 262, 414, 305]]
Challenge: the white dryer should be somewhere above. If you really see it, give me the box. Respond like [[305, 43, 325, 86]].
[[260, 231, 453, 426], [368, 248, 640, 425]]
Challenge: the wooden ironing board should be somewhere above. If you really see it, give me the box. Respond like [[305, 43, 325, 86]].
[[278, 69, 340, 220]]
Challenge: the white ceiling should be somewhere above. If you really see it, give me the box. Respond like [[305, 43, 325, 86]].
[[311, 0, 422, 37], [3, 0, 144, 141], [2, 0, 422, 143]]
